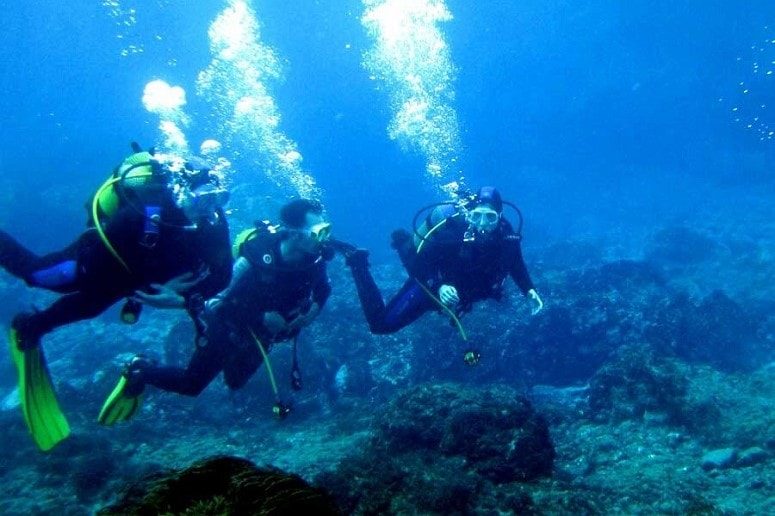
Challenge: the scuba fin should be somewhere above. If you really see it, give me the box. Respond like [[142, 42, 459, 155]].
[[98, 376, 141, 426], [119, 298, 143, 324], [9, 329, 70, 451], [98, 356, 148, 426]]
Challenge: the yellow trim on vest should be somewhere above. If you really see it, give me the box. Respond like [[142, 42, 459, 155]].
[[232, 228, 258, 259]]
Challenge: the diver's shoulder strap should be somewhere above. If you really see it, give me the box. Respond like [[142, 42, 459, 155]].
[[238, 220, 282, 268]]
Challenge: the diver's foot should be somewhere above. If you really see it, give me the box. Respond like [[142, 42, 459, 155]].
[[119, 299, 143, 325], [390, 229, 412, 250], [98, 355, 152, 426], [122, 355, 154, 397], [10, 312, 42, 351]]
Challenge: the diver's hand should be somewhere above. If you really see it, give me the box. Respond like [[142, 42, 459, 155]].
[[132, 272, 203, 309], [287, 303, 321, 331], [438, 284, 460, 306], [262, 311, 290, 335], [527, 289, 544, 315]]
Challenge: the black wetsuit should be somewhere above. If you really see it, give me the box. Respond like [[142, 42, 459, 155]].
[[139, 228, 332, 396], [350, 215, 534, 334], [0, 195, 232, 343]]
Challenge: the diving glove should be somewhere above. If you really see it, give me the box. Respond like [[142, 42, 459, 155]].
[[527, 289, 544, 315]]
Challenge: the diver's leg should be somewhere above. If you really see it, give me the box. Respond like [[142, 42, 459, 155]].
[[347, 253, 393, 332], [348, 250, 435, 334], [0, 230, 83, 292], [376, 279, 435, 333], [12, 291, 121, 349], [0, 230, 40, 278], [222, 342, 263, 391], [141, 336, 226, 397]]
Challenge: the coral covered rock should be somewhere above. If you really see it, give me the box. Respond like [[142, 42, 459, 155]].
[[648, 290, 765, 371], [378, 383, 555, 482], [98, 455, 338, 515], [588, 345, 689, 422], [318, 383, 554, 513], [646, 226, 718, 265]]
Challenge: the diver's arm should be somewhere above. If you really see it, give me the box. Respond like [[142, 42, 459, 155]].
[[287, 266, 330, 332], [507, 240, 543, 314], [508, 241, 535, 295], [203, 256, 251, 313], [307, 266, 332, 316], [132, 272, 203, 309], [311, 265, 332, 308]]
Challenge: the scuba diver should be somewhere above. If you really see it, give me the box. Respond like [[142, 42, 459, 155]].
[[98, 199, 334, 424], [340, 187, 543, 338], [2, 144, 233, 450]]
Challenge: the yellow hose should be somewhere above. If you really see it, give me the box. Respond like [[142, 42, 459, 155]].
[[249, 329, 280, 400], [90, 171, 154, 273], [414, 279, 468, 341], [415, 212, 462, 255]]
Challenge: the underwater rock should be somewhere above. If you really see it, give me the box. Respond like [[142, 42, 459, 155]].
[[318, 383, 554, 513], [701, 448, 738, 471], [332, 358, 374, 398], [34, 434, 118, 496], [648, 290, 765, 371], [98, 455, 339, 515], [494, 258, 666, 386], [646, 226, 718, 266], [735, 446, 768, 468], [588, 345, 688, 423], [563, 258, 665, 293], [377, 383, 555, 482]]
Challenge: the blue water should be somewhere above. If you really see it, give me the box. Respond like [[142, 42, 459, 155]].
[[2, 1, 772, 255], [1, 1, 774, 512]]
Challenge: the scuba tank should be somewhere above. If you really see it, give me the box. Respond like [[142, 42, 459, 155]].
[[410, 190, 524, 253], [93, 151, 162, 221], [90, 145, 170, 272]]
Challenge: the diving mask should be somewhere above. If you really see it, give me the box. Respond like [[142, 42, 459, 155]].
[[309, 222, 332, 243], [182, 183, 230, 222], [466, 207, 500, 233]]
